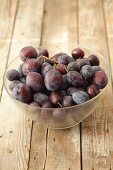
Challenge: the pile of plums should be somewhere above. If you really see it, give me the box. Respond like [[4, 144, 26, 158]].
[[6, 46, 108, 112]]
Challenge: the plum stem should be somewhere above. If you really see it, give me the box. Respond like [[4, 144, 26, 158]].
[[37, 55, 57, 65], [64, 65, 68, 73], [58, 102, 62, 107]]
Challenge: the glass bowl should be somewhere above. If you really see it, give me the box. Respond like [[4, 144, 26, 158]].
[[3, 44, 110, 129]]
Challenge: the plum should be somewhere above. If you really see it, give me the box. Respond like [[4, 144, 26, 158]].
[[92, 71, 108, 89], [50, 92, 62, 106], [56, 64, 67, 74], [88, 54, 100, 66], [6, 69, 20, 81], [60, 74, 70, 90], [22, 59, 40, 75], [71, 48, 84, 59], [44, 69, 62, 91], [38, 49, 49, 58], [67, 87, 84, 95], [58, 55, 74, 65], [26, 72, 44, 92], [62, 96, 74, 107], [67, 61, 80, 72], [20, 46, 37, 62], [67, 71, 83, 87], [72, 91, 90, 104], [80, 65, 93, 79], [76, 58, 90, 69], [34, 92, 49, 105], [87, 84, 99, 98], [12, 83, 31, 103]]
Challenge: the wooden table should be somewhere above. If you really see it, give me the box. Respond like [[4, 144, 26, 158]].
[[0, 0, 113, 169]]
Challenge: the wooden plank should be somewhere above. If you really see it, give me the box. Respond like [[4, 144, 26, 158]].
[[42, 0, 77, 44], [28, 0, 81, 170], [103, 0, 113, 168], [78, 0, 113, 169], [0, 0, 45, 170], [0, 0, 19, 97], [103, 0, 113, 79]]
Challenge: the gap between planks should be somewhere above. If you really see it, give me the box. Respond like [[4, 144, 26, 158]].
[[77, 0, 83, 169], [27, 0, 47, 169], [42, 128, 48, 170], [27, 121, 33, 170]]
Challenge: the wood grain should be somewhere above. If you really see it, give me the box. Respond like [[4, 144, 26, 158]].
[[0, 0, 19, 97], [28, 0, 81, 170], [78, 0, 113, 169], [103, 0, 113, 78], [42, 0, 78, 44], [0, 0, 45, 169], [103, 0, 113, 168]]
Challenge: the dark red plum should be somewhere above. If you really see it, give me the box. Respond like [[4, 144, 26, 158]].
[[44, 69, 62, 91], [20, 46, 37, 62], [26, 72, 44, 92], [67, 71, 83, 87], [22, 59, 40, 75], [6, 69, 20, 81], [56, 64, 67, 74], [12, 83, 31, 103], [71, 48, 84, 59], [38, 49, 49, 58], [72, 91, 90, 104], [87, 84, 99, 98], [92, 71, 108, 89], [88, 54, 100, 66], [50, 92, 62, 105]]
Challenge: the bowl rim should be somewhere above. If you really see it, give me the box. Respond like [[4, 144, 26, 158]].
[[3, 45, 111, 111]]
